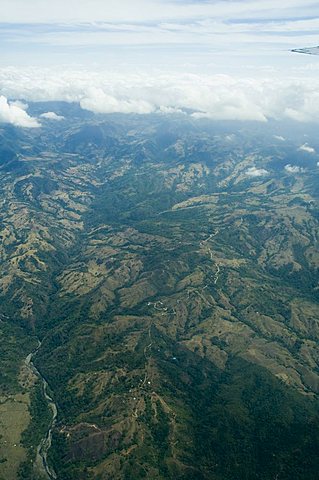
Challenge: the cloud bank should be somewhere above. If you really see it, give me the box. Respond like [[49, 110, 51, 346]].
[[2, 68, 319, 123], [0, 95, 40, 128]]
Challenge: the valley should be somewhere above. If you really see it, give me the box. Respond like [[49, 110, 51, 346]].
[[0, 110, 319, 479]]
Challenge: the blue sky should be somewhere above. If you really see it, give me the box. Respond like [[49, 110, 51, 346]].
[[1, 0, 319, 73]]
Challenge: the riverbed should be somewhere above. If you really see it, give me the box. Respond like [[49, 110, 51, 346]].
[[25, 344, 58, 480]]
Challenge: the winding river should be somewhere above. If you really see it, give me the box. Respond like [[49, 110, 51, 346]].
[[25, 343, 58, 480]]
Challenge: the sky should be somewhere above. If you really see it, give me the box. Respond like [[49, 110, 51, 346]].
[[1, 0, 319, 127], [1, 0, 319, 72]]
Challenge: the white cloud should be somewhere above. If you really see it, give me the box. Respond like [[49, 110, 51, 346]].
[[10, 100, 28, 110], [2, 0, 318, 24], [6, 20, 319, 51], [3, 68, 319, 123], [158, 105, 184, 114], [80, 87, 154, 114], [285, 164, 305, 173], [298, 143, 315, 153], [0, 95, 40, 128], [274, 135, 285, 141], [245, 166, 269, 177], [40, 111, 65, 120]]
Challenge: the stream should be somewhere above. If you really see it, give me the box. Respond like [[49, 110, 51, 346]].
[[25, 343, 58, 480]]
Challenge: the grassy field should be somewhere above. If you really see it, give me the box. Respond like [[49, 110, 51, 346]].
[[0, 322, 38, 480], [0, 393, 30, 480]]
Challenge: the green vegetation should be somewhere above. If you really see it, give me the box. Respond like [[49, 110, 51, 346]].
[[0, 113, 318, 478], [0, 322, 35, 395], [19, 381, 52, 460]]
